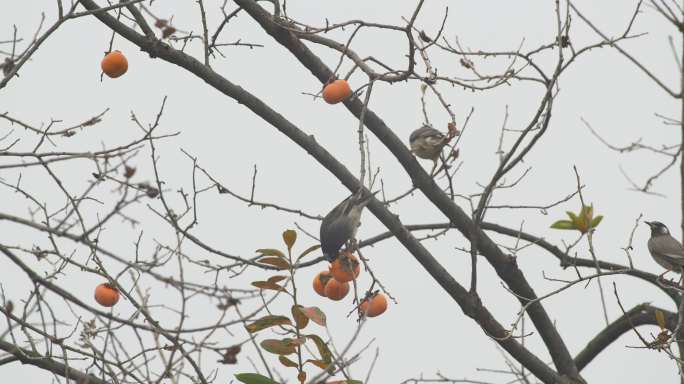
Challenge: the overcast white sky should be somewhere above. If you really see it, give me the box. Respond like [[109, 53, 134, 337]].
[[1, 1, 683, 383]]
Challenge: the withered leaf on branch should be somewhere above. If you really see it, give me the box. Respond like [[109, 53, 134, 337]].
[[124, 166, 136, 178], [218, 345, 241, 364], [245, 315, 292, 333], [162, 27, 176, 39], [260, 338, 298, 355], [279, 355, 298, 368], [282, 229, 297, 250], [251, 280, 286, 292], [2, 58, 14, 77], [146, 186, 160, 198], [4, 300, 13, 313], [216, 296, 239, 310]]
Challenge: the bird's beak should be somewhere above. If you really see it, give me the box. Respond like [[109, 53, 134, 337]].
[[644, 221, 653, 227]]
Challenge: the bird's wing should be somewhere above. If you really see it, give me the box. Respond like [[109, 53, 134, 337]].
[[410, 126, 444, 142], [424, 135, 446, 146], [320, 216, 352, 253], [323, 190, 376, 222], [655, 236, 684, 261]]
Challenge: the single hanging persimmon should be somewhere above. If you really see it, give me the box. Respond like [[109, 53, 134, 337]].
[[324, 279, 349, 301], [322, 79, 351, 104], [94, 283, 120, 307], [359, 292, 388, 317], [330, 252, 360, 283], [101, 50, 128, 78], [312, 270, 333, 297]]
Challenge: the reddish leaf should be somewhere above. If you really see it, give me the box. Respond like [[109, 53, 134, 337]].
[[300, 307, 326, 326], [447, 122, 459, 139], [289, 337, 307, 346]]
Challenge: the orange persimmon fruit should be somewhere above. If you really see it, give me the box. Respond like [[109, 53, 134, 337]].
[[324, 279, 350, 301], [359, 292, 387, 317], [94, 283, 120, 307], [330, 252, 360, 283], [322, 79, 351, 104], [101, 50, 128, 78], [313, 270, 333, 297]]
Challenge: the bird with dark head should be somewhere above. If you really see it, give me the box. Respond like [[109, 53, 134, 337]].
[[645, 221, 684, 281], [320, 190, 376, 262], [409, 125, 448, 175]]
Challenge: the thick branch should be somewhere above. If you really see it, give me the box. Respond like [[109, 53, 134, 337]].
[[574, 303, 676, 371], [73, 0, 564, 383], [481, 221, 679, 302], [233, 0, 581, 380], [0, 339, 111, 384], [77, 1, 571, 382]]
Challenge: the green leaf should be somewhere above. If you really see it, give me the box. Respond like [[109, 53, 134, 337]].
[[251, 281, 286, 292], [234, 373, 281, 384], [590, 215, 603, 229], [299, 244, 321, 259], [550, 220, 576, 230], [566, 211, 578, 222], [306, 334, 332, 364], [300, 306, 326, 327], [245, 315, 292, 333], [282, 230, 297, 250], [279, 355, 298, 368], [291, 305, 309, 329], [656, 309, 667, 330], [259, 257, 291, 270], [260, 339, 297, 355], [256, 248, 286, 258]]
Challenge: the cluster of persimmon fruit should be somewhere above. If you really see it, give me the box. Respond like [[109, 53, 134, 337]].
[[92, 57, 354, 308], [312, 251, 388, 318]]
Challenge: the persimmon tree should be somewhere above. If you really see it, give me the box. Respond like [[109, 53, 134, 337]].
[[1, 1, 684, 383]]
